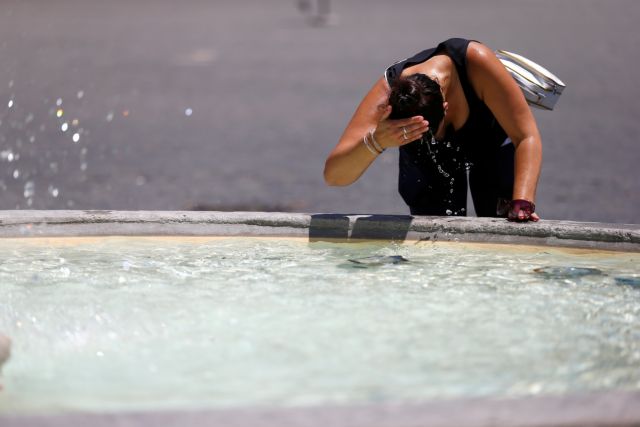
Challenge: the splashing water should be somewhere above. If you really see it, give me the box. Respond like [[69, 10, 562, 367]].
[[47, 185, 59, 198], [0, 82, 98, 208], [1, 149, 16, 162], [419, 131, 469, 214], [22, 181, 34, 198]]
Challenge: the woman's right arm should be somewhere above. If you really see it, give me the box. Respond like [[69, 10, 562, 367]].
[[323, 77, 429, 186]]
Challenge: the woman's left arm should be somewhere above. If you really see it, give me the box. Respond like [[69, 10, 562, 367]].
[[466, 42, 542, 221]]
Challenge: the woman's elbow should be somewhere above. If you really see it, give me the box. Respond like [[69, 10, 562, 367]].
[[323, 163, 352, 187], [323, 169, 346, 187]]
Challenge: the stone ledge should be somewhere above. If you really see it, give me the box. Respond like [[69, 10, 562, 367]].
[[0, 211, 638, 251]]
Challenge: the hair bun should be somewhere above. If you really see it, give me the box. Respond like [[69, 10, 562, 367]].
[[387, 73, 445, 130], [390, 79, 417, 108]]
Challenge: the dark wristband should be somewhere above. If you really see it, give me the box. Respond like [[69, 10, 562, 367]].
[[508, 199, 536, 221]]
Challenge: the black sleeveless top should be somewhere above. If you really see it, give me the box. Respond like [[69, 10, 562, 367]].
[[385, 38, 508, 212]]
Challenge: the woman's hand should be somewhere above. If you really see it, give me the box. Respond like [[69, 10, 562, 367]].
[[510, 209, 540, 222], [372, 105, 430, 149], [325, 78, 430, 186], [507, 199, 540, 222], [498, 198, 540, 222]]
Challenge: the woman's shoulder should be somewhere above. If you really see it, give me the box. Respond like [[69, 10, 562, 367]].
[[465, 41, 507, 84], [386, 39, 490, 84], [465, 41, 497, 67], [464, 41, 526, 105]]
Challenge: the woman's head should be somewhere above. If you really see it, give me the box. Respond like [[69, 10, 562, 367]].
[[388, 74, 445, 134]]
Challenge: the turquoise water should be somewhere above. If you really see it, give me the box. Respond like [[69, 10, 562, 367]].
[[0, 236, 638, 414]]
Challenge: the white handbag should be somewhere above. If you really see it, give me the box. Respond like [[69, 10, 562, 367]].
[[496, 50, 566, 110]]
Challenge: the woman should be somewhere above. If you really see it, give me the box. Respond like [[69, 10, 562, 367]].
[[324, 38, 541, 222]]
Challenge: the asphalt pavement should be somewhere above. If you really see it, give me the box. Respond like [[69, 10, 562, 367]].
[[1, 0, 638, 223]]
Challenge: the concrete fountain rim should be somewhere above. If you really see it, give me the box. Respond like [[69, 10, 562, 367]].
[[0, 210, 638, 251]]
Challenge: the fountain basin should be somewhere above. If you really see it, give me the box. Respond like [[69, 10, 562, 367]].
[[0, 210, 638, 427]]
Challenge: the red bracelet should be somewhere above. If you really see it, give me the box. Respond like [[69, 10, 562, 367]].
[[508, 199, 536, 222]]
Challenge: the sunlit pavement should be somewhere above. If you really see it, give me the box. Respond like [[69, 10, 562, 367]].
[[0, 0, 638, 223]]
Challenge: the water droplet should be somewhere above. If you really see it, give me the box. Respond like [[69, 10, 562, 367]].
[[106, 112, 114, 122], [445, 209, 453, 215], [122, 110, 129, 117], [56, 98, 63, 106], [528, 383, 543, 394], [1, 150, 15, 162], [96, 351, 104, 357], [23, 181, 35, 198], [72, 133, 80, 143], [61, 122, 69, 132], [12, 169, 20, 179], [80, 162, 87, 171], [66, 199, 75, 207], [135, 176, 146, 186], [80, 147, 88, 155], [25, 113, 34, 124], [461, 208, 466, 212], [77, 90, 84, 99], [71, 119, 79, 126], [8, 80, 14, 88], [184, 108, 193, 116], [7, 99, 14, 108], [56, 109, 64, 118], [50, 162, 59, 173], [450, 189, 454, 193], [48, 185, 59, 198], [29, 135, 36, 143]]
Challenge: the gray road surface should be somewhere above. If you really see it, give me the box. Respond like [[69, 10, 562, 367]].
[[1, 0, 638, 223]]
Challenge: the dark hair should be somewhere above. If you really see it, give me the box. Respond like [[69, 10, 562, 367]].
[[388, 74, 444, 133]]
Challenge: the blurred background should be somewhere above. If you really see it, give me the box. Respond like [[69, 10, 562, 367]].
[[0, 0, 638, 223]]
